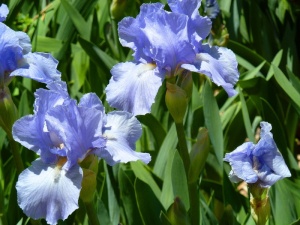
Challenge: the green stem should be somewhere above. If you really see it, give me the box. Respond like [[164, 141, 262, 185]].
[[175, 122, 190, 175], [188, 182, 199, 225], [175, 122, 199, 225], [10, 140, 24, 174], [85, 200, 101, 225]]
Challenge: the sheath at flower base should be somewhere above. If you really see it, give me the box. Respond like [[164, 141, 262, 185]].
[[0, 4, 60, 87], [224, 121, 291, 188], [105, 0, 239, 116], [13, 82, 150, 225]]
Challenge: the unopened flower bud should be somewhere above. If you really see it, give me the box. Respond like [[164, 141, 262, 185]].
[[165, 82, 188, 124], [0, 86, 18, 140], [79, 154, 98, 203], [110, 0, 127, 20]]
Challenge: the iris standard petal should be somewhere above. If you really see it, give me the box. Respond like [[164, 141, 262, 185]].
[[168, 0, 211, 43], [10, 52, 61, 84], [106, 62, 164, 115], [182, 44, 239, 96], [168, 0, 201, 18], [254, 134, 291, 181], [15, 31, 32, 54], [16, 159, 82, 225], [98, 111, 151, 165], [0, 4, 9, 22], [12, 115, 58, 164], [12, 84, 70, 164], [45, 100, 106, 169], [141, 10, 195, 72], [0, 24, 23, 77], [79, 93, 105, 111], [205, 0, 220, 19], [224, 142, 258, 183], [118, 3, 164, 62]]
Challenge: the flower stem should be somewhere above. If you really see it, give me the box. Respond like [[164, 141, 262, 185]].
[[10, 140, 24, 174], [85, 200, 101, 225], [175, 122, 190, 175], [175, 122, 199, 225]]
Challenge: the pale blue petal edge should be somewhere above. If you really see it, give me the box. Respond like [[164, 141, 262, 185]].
[[106, 62, 164, 115], [16, 159, 82, 225], [97, 111, 151, 165]]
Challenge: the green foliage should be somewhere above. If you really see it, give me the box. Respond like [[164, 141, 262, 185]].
[[1, 0, 300, 224]]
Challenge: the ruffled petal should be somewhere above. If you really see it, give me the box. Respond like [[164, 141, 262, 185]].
[[98, 111, 151, 165], [12, 115, 57, 164], [141, 10, 195, 72], [224, 142, 258, 183], [0, 24, 23, 77], [16, 159, 82, 225], [168, 0, 211, 44], [106, 62, 164, 115], [79, 93, 105, 112], [0, 4, 9, 22], [205, 0, 220, 19], [118, 3, 164, 62], [45, 100, 106, 169], [182, 44, 239, 96], [10, 52, 61, 84], [15, 31, 32, 54]]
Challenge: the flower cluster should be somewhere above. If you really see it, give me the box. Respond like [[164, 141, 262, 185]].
[[1, 4, 150, 225], [224, 121, 291, 188], [0, 4, 60, 87], [13, 81, 150, 224], [105, 0, 239, 115]]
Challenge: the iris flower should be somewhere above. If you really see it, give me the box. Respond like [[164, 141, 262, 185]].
[[205, 0, 220, 19], [0, 4, 60, 87], [13, 82, 150, 224], [224, 121, 291, 188], [105, 0, 239, 115]]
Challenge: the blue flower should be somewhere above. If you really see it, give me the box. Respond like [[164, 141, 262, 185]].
[[224, 122, 291, 188], [0, 4, 9, 22], [0, 4, 60, 87], [205, 0, 220, 19], [105, 0, 239, 115], [13, 82, 150, 224]]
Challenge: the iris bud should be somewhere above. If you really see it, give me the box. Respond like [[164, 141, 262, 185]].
[[0, 86, 18, 140], [110, 0, 127, 20], [79, 154, 98, 203], [165, 82, 188, 124]]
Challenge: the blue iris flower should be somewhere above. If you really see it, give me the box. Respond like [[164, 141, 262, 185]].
[[0, 4, 9, 22], [0, 4, 60, 87], [224, 122, 291, 188], [105, 0, 239, 115], [205, 0, 220, 19], [13, 82, 150, 224]]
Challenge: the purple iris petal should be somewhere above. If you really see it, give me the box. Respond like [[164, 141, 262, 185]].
[[224, 121, 291, 188], [106, 62, 164, 115], [16, 159, 83, 225], [182, 44, 239, 96], [141, 10, 196, 73], [45, 99, 106, 169], [224, 142, 258, 184], [1, 6, 61, 85], [168, 0, 212, 43], [0, 4, 8, 22], [205, 0, 220, 19], [10, 52, 61, 84], [97, 111, 151, 165], [79, 92, 105, 111], [12, 82, 70, 164], [0, 23, 24, 84], [118, 3, 164, 63]]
